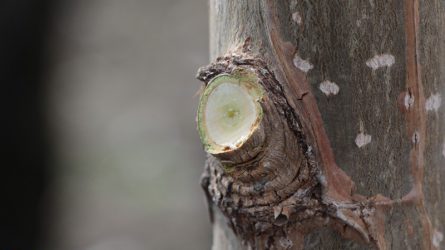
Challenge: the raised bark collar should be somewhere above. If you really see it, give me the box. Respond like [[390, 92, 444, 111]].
[[196, 46, 390, 249]]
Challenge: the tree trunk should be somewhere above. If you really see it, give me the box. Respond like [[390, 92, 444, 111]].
[[197, 0, 445, 249]]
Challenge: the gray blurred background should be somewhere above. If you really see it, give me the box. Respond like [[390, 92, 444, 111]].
[[46, 0, 211, 249]]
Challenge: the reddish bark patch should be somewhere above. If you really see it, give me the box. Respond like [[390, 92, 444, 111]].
[[402, 0, 435, 249]]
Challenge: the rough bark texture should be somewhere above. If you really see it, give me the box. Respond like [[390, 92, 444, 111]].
[[198, 0, 445, 249]]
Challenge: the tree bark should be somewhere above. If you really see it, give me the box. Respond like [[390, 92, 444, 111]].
[[197, 0, 445, 249]]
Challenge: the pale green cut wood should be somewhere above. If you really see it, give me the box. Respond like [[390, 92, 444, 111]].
[[197, 74, 264, 154]]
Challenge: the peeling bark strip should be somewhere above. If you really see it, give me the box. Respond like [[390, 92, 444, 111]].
[[402, 0, 435, 249], [203, 0, 445, 249]]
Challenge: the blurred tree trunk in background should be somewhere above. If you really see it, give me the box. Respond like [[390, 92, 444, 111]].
[[205, 0, 445, 249], [0, 1, 54, 249]]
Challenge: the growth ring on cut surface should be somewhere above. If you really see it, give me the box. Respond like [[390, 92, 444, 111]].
[[197, 73, 264, 154]]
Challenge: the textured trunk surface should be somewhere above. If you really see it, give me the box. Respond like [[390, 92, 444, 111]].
[[200, 0, 445, 249]]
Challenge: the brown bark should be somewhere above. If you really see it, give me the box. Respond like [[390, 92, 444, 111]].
[[198, 0, 445, 249]]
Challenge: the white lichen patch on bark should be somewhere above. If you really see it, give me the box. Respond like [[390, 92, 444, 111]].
[[293, 54, 313, 73], [425, 93, 442, 112], [319, 80, 340, 96], [355, 132, 372, 148], [404, 92, 415, 110], [412, 131, 420, 145], [292, 12, 302, 25], [366, 54, 395, 70], [432, 230, 443, 248]]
